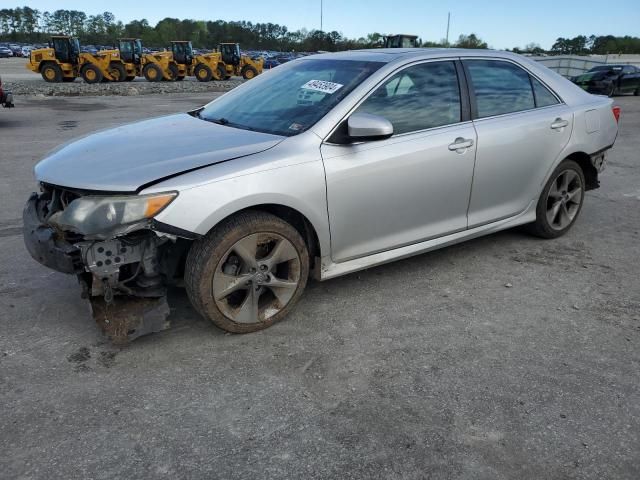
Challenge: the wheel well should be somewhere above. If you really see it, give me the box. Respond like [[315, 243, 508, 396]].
[[566, 152, 599, 190], [237, 205, 321, 265], [38, 60, 55, 72]]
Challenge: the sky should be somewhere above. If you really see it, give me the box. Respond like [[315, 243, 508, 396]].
[[19, 0, 640, 49]]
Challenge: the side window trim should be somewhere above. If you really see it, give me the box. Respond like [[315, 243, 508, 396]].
[[462, 57, 564, 120], [325, 58, 471, 143]]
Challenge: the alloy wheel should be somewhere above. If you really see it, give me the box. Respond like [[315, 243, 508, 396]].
[[546, 169, 583, 230], [212, 232, 302, 324]]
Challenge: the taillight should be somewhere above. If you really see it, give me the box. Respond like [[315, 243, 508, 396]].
[[612, 105, 621, 123]]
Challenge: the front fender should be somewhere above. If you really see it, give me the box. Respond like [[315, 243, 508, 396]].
[[148, 160, 331, 256]]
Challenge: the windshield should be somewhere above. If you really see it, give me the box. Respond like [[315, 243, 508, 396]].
[[198, 59, 385, 136]]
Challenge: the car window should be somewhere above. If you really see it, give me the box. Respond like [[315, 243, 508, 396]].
[[355, 61, 461, 135], [198, 59, 384, 136], [531, 76, 559, 108], [466, 60, 535, 118]]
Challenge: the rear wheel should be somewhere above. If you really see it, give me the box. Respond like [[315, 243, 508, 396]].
[[41, 63, 62, 83], [109, 62, 126, 82], [143, 63, 163, 82], [215, 65, 226, 81], [81, 64, 103, 84], [167, 63, 179, 81], [528, 159, 585, 239], [185, 211, 309, 333], [194, 64, 213, 82], [241, 65, 258, 80]]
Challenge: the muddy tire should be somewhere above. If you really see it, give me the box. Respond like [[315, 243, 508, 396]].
[[185, 211, 309, 334], [241, 65, 259, 80], [143, 63, 162, 82], [109, 62, 127, 82], [41, 63, 62, 83], [194, 64, 213, 82], [81, 64, 103, 84], [527, 159, 586, 239]]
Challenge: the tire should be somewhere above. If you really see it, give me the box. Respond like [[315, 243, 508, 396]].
[[216, 65, 226, 81], [241, 65, 258, 80], [167, 63, 179, 81], [527, 159, 586, 239], [194, 64, 213, 82], [40, 63, 62, 83], [109, 62, 126, 82], [634, 88, 639, 96], [81, 64, 103, 84], [125, 75, 136, 82], [185, 211, 309, 334], [143, 63, 163, 82], [607, 83, 616, 97]]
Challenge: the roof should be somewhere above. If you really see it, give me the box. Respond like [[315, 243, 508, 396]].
[[306, 48, 523, 64]]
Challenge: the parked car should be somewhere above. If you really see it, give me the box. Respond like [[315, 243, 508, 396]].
[[23, 49, 619, 340], [21, 46, 32, 57], [263, 58, 280, 69], [0, 47, 13, 58], [0, 75, 14, 108], [572, 64, 640, 96], [8, 44, 22, 57]]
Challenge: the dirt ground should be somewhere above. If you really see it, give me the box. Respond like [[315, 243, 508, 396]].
[[0, 92, 639, 479]]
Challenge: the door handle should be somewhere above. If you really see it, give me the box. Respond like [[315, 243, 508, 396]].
[[448, 137, 474, 152], [550, 118, 569, 130]]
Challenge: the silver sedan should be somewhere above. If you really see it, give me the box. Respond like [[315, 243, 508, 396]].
[[24, 48, 619, 340]]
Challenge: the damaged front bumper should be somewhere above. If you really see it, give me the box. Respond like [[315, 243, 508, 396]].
[[23, 190, 192, 343]]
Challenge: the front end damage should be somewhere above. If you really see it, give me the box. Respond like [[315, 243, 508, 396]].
[[23, 185, 194, 343]]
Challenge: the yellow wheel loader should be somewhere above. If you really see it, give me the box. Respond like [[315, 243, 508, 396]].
[[217, 43, 264, 80], [26, 36, 81, 82], [171, 41, 225, 82], [26, 36, 128, 83]]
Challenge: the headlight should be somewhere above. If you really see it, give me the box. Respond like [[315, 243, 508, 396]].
[[50, 192, 177, 236]]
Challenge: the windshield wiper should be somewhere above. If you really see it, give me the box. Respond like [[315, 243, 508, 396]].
[[205, 117, 230, 125]]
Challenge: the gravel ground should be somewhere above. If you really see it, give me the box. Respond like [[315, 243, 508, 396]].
[[0, 93, 639, 479], [0, 57, 244, 96]]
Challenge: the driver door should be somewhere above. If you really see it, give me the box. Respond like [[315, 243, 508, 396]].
[[321, 60, 477, 262]]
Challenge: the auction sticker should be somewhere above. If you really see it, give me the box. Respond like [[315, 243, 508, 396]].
[[301, 80, 344, 94]]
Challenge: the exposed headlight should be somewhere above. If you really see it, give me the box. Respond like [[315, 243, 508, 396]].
[[50, 192, 177, 236]]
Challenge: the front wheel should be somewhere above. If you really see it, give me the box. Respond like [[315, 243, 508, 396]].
[[185, 211, 309, 333], [528, 160, 585, 239]]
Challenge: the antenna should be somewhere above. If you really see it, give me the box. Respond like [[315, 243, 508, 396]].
[[446, 12, 451, 46]]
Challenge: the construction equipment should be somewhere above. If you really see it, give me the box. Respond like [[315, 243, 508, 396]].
[[170, 41, 262, 82], [26, 35, 128, 83], [383, 34, 419, 48], [217, 43, 264, 80], [26, 36, 80, 82], [114, 38, 183, 82]]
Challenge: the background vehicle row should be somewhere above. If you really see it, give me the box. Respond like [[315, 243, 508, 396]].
[[25, 36, 264, 83]]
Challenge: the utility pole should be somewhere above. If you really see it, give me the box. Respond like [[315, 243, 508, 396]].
[[446, 12, 450, 46], [321, 0, 324, 32]]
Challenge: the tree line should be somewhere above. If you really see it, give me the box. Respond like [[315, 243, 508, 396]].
[[1, 6, 639, 54]]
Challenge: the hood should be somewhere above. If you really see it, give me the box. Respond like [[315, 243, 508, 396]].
[[34, 113, 284, 192]]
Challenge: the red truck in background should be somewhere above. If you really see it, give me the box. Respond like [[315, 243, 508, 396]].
[[0, 75, 14, 108]]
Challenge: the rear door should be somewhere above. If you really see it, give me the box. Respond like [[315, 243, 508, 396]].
[[321, 60, 477, 262], [463, 59, 574, 227]]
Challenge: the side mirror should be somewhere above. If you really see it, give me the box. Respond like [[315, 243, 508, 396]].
[[347, 113, 393, 141]]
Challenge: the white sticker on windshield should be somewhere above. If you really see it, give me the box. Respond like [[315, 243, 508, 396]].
[[301, 80, 344, 94]]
